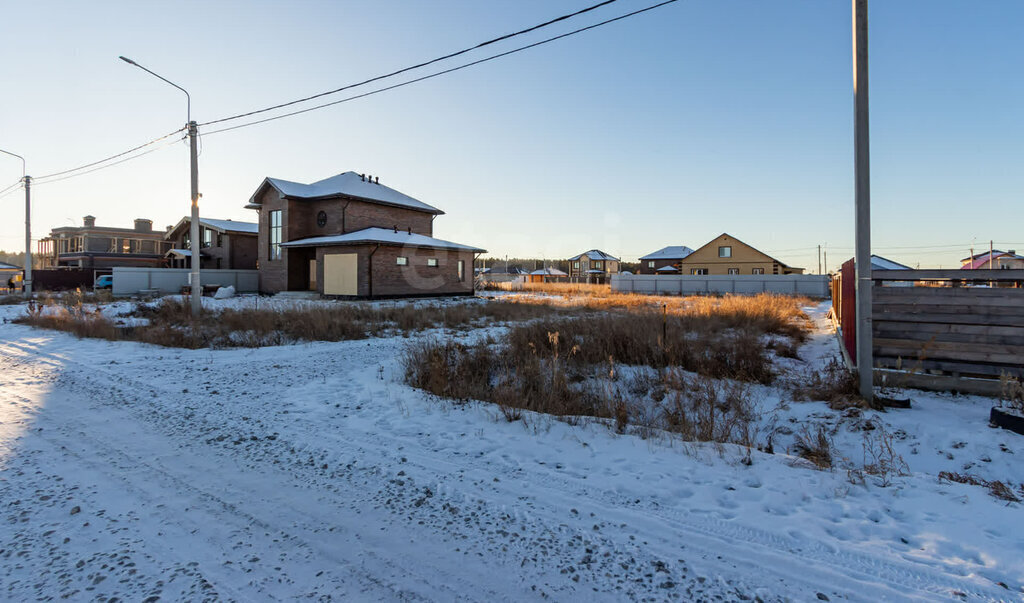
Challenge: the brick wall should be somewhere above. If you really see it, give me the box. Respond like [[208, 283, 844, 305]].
[[255, 187, 287, 293], [316, 244, 474, 298], [289, 198, 434, 240], [638, 258, 682, 274]]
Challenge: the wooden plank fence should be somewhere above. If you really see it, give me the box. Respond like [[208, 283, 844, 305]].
[[832, 268, 1024, 391], [872, 286, 1024, 379]]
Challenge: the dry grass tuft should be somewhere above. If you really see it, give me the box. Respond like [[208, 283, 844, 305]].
[[790, 425, 834, 470], [660, 374, 758, 446], [938, 471, 1022, 503], [790, 358, 863, 409]]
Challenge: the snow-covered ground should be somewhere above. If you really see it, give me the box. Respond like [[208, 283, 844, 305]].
[[0, 297, 1021, 601]]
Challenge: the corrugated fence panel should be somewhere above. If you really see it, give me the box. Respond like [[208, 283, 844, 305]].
[[612, 274, 830, 297], [112, 268, 260, 296]]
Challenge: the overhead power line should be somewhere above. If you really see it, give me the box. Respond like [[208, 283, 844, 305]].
[[30, 135, 185, 187], [0, 180, 22, 197], [203, 0, 680, 137], [32, 127, 186, 182], [199, 0, 623, 127]]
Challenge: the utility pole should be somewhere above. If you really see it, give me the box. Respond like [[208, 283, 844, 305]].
[[818, 244, 822, 275], [824, 250, 828, 275], [24, 176, 32, 298], [853, 0, 873, 402], [188, 121, 201, 316], [120, 56, 200, 317], [0, 149, 29, 299]]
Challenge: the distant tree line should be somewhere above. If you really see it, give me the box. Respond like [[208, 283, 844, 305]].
[[0, 251, 45, 269]]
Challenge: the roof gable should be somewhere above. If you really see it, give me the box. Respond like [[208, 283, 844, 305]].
[[683, 233, 797, 269], [165, 217, 259, 240], [569, 249, 619, 262], [640, 245, 695, 261], [246, 171, 444, 215]]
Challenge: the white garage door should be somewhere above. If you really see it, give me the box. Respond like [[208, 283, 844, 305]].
[[323, 253, 358, 296]]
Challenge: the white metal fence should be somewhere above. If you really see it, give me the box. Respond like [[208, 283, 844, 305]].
[[112, 267, 259, 297], [611, 274, 830, 297]]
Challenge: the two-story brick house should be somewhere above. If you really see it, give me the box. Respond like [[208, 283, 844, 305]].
[[568, 249, 620, 283], [164, 217, 258, 270], [638, 245, 695, 274], [245, 171, 485, 297], [36, 216, 170, 270]]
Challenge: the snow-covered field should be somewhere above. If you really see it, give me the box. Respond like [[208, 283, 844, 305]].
[[1, 297, 1021, 601]]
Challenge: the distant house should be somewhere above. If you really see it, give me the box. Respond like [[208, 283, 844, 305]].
[[960, 250, 1024, 270], [1, 261, 20, 291], [528, 267, 568, 283], [568, 250, 620, 282], [869, 255, 912, 271], [246, 171, 485, 298], [36, 216, 170, 270], [164, 217, 259, 270], [679, 234, 804, 275], [638, 245, 695, 274]]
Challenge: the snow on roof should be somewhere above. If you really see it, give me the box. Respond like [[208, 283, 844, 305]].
[[280, 227, 485, 253], [585, 269, 606, 274], [0, 261, 20, 270], [870, 255, 911, 270], [656, 265, 680, 272], [529, 267, 568, 276], [200, 218, 258, 234], [961, 252, 1023, 270], [640, 246, 694, 261], [252, 172, 443, 215], [569, 249, 619, 262], [165, 248, 210, 258]]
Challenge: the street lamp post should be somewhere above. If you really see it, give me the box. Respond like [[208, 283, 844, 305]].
[[119, 56, 202, 317], [852, 0, 873, 402], [0, 149, 31, 299]]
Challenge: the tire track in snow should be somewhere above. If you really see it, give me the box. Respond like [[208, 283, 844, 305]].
[[0, 335, 1012, 601]]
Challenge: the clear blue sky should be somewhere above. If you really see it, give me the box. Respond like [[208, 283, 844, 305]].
[[1, 0, 1021, 270]]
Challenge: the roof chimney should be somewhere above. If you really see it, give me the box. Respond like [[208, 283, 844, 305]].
[[374, 176, 379, 185], [393, 225, 398, 233], [360, 173, 365, 181], [83, 215, 96, 228], [134, 218, 153, 233]]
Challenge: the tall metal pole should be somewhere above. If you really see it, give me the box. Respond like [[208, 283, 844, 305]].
[[188, 121, 201, 317], [853, 0, 873, 402], [24, 176, 32, 298], [0, 149, 29, 299], [119, 56, 200, 317]]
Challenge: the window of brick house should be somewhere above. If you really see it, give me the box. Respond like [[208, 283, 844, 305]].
[[573, 261, 580, 269], [427, 258, 438, 267], [719, 246, 732, 258], [647, 261, 655, 268], [203, 228, 213, 248], [752, 268, 764, 275], [269, 210, 282, 260], [691, 268, 708, 275], [457, 260, 465, 281], [396, 256, 408, 266], [593, 261, 603, 270], [728, 268, 739, 275]]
